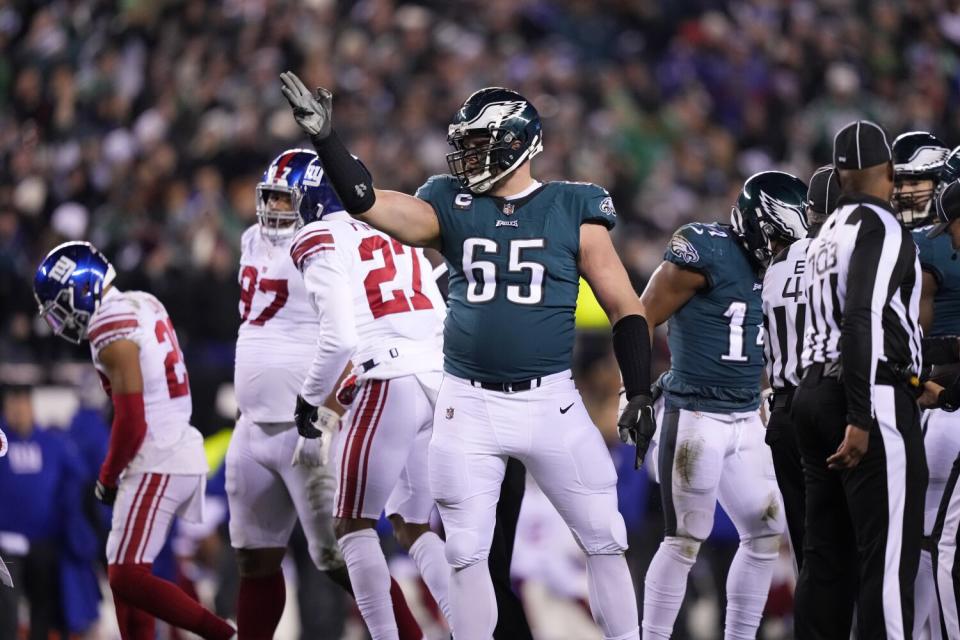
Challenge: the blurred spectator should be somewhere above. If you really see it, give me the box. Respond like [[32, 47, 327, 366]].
[[0, 384, 99, 640]]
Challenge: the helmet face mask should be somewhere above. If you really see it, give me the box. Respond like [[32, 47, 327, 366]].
[[893, 177, 937, 227], [37, 287, 90, 344], [892, 131, 950, 228], [256, 183, 306, 243], [446, 88, 543, 194]]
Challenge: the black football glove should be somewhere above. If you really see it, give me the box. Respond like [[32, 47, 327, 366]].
[[618, 393, 656, 470], [295, 394, 323, 439], [95, 480, 118, 506]]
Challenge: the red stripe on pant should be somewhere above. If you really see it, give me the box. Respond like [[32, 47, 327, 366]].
[[113, 474, 151, 564], [336, 383, 374, 517], [354, 380, 390, 519], [135, 474, 171, 564], [337, 380, 385, 519], [121, 474, 164, 564]]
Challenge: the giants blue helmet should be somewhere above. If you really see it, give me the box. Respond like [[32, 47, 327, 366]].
[[34, 241, 116, 344], [257, 148, 344, 241]]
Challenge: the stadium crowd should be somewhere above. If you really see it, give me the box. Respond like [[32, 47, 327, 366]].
[[3, 0, 960, 638]]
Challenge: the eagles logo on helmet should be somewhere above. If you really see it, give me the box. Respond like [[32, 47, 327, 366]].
[[730, 171, 809, 266], [892, 131, 950, 228], [446, 87, 544, 194]]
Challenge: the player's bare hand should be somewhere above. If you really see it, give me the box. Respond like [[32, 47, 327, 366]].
[[95, 479, 118, 506], [827, 424, 869, 470], [919, 380, 945, 409], [280, 71, 333, 139], [617, 392, 656, 469]]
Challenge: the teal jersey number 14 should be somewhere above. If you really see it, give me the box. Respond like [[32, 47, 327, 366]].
[[657, 222, 765, 413], [415, 174, 617, 382]]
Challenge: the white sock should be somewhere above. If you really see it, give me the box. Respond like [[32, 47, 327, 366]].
[[642, 537, 698, 640], [338, 529, 398, 640], [449, 561, 496, 640], [408, 532, 452, 626], [586, 554, 640, 640], [724, 536, 778, 640]]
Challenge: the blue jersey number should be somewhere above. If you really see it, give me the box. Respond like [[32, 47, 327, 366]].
[[463, 238, 546, 305]]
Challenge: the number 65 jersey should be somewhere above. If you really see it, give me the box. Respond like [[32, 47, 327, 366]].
[[290, 212, 445, 403], [88, 289, 207, 475]]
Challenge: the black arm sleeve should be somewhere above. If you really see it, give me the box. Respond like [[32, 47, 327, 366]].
[[840, 211, 902, 428], [310, 130, 376, 214], [612, 314, 652, 399], [923, 336, 960, 366]]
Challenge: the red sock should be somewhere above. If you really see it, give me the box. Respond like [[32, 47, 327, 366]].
[[237, 572, 285, 640], [113, 596, 155, 640], [108, 564, 235, 640], [390, 577, 423, 640]]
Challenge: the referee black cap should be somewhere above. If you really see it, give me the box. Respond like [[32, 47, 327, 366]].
[[927, 179, 960, 238], [807, 165, 841, 215], [833, 120, 892, 170]]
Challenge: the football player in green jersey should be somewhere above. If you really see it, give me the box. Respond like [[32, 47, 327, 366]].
[[280, 72, 652, 640], [892, 132, 958, 639], [637, 172, 807, 639]]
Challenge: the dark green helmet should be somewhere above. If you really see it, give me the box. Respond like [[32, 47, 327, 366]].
[[446, 87, 544, 194], [892, 131, 950, 228], [730, 171, 809, 265], [936, 146, 960, 198]]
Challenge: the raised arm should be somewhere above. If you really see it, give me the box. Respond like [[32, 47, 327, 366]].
[[280, 72, 441, 249]]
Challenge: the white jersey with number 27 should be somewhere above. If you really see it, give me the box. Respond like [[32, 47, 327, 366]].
[[290, 211, 445, 405]]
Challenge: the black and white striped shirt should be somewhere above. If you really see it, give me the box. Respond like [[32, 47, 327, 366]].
[[801, 193, 923, 427], [763, 238, 810, 389]]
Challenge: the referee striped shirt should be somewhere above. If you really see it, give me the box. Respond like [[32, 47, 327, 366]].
[[801, 193, 922, 427], [763, 238, 810, 389]]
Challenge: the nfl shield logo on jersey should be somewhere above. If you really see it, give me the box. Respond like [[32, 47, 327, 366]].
[[445, 407, 455, 420], [502, 203, 515, 215]]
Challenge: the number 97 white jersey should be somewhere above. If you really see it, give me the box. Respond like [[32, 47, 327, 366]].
[[88, 288, 207, 476], [290, 212, 445, 381]]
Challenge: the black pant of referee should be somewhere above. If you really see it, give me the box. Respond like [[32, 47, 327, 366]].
[[766, 387, 806, 570], [792, 363, 927, 638]]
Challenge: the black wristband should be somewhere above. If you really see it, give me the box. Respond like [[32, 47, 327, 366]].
[[311, 130, 376, 214], [612, 314, 652, 399]]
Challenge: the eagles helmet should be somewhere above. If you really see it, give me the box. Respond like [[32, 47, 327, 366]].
[[257, 148, 344, 242], [892, 131, 950, 227], [730, 171, 809, 266], [446, 87, 544, 194], [936, 146, 960, 198], [34, 241, 116, 344]]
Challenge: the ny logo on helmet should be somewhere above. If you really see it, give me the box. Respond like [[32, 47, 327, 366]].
[[49, 256, 77, 284]]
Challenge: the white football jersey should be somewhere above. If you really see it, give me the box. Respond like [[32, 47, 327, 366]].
[[234, 226, 321, 423], [88, 288, 207, 476], [291, 212, 445, 404]]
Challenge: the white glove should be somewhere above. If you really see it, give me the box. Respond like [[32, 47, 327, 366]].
[[0, 427, 7, 458], [280, 71, 333, 139], [292, 406, 339, 467]]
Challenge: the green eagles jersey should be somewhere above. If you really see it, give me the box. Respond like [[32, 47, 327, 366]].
[[415, 174, 617, 382], [656, 222, 764, 412], [913, 226, 960, 336]]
